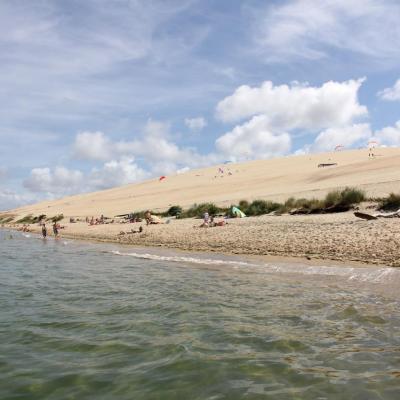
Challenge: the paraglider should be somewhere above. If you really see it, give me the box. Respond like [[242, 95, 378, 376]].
[[334, 144, 344, 151]]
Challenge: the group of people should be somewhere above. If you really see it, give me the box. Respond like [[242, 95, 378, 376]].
[[41, 222, 61, 239], [199, 212, 227, 228]]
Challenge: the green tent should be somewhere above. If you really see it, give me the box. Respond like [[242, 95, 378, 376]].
[[231, 206, 246, 218]]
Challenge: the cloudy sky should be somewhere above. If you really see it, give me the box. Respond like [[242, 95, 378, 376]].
[[1, 0, 400, 210]]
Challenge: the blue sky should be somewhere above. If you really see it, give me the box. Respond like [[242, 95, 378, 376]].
[[1, 0, 400, 210]]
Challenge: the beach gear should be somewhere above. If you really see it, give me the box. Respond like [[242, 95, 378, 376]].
[[231, 206, 246, 218]]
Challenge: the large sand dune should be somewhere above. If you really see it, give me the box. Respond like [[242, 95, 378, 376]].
[[7, 148, 400, 219]]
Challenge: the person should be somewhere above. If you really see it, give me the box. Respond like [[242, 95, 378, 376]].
[[203, 211, 210, 226], [144, 211, 162, 225], [41, 223, 47, 238], [53, 222, 59, 238]]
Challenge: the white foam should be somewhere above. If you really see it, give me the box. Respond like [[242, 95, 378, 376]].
[[111, 250, 400, 284]]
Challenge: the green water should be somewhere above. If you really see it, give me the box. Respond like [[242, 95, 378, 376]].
[[1, 230, 400, 399]]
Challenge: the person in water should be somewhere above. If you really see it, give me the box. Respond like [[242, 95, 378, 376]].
[[41, 223, 47, 238], [52, 222, 59, 238]]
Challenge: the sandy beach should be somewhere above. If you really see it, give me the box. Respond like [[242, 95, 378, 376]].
[[3, 148, 400, 267], [4, 210, 399, 267]]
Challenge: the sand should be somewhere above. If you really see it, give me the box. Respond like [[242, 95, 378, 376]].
[[2, 148, 400, 267], [5, 209, 400, 267], [6, 147, 400, 219]]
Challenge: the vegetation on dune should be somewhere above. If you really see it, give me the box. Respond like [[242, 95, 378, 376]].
[[378, 193, 400, 211], [47, 214, 64, 223], [0, 214, 15, 223], [165, 205, 183, 217], [16, 214, 35, 224]]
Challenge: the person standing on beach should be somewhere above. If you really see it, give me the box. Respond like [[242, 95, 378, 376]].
[[52, 222, 59, 238], [41, 223, 47, 238]]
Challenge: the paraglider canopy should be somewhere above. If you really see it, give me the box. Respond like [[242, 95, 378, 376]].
[[334, 144, 344, 151], [368, 140, 378, 147], [159, 176, 166, 181]]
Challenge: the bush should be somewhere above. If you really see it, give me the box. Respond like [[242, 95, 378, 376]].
[[16, 214, 35, 224], [49, 214, 64, 223], [324, 190, 341, 208], [238, 200, 250, 211], [245, 199, 281, 216], [166, 205, 182, 217], [0, 214, 14, 223], [379, 193, 400, 211], [182, 203, 223, 218], [336, 187, 365, 207]]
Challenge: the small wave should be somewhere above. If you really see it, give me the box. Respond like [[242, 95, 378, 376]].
[[111, 250, 400, 284], [111, 250, 260, 267], [23, 234, 31, 238]]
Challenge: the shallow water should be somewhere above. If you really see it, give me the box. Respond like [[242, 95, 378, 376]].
[[1, 230, 400, 399]]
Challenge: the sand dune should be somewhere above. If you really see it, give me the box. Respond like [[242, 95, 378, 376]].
[[6, 148, 400, 219]]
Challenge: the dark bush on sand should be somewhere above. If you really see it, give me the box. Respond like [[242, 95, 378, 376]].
[[378, 193, 400, 211], [183, 203, 223, 218], [166, 205, 183, 217]]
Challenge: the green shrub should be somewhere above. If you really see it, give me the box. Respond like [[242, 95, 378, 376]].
[[379, 193, 400, 211], [166, 205, 182, 217], [324, 190, 341, 208], [0, 214, 14, 223], [245, 199, 281, 216], [49, 214, 64, 223], [337, 187, 365, 206], [238, 200, 250, 211], [183, 203, 223, 218], [16, 214, 35, 224]]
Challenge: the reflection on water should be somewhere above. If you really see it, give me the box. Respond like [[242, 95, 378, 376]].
[[1, 230, 400, 399]]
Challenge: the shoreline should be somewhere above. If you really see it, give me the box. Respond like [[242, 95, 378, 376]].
[[4, 211, 399, 268]]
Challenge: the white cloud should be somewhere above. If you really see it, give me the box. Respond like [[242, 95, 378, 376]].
[[184, 117, 207, 131], [89, 158, 148, 190], [256, 0, 400, 63], [73, 131, 113, 161], [378, 79, 400, 101], [216, 79, 367, 130], [311, 123, 372, 152], [375, 121, 400, 146], [0, 188, 37, 211], [23, 166, 84, 195], [73, 120, 219, 175], [216, 115, 291, 161]]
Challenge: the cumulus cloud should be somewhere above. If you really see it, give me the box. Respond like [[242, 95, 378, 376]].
[[311, 123, 372, 152], [216, 115, 291, 161], [374, 121, 400, 146], [89, 158, 148, 190], [73, 131, 113, 161], [256, 0, 400, 63], [216, 79, 367, 129], [184, 117, 207, 131], [378, 79, 400, 101], [0, 188, 37, 211], [23, 167, 84, 195], [73, 120, 218, 175]]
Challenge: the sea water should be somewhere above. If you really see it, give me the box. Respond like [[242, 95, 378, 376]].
[[1, 229, 400, 400]]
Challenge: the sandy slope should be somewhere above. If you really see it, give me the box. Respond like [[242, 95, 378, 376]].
[[6, 147, 400, 219]]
